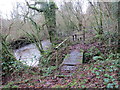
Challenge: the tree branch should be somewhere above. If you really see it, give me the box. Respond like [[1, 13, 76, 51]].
[[26, 1, 43, 12]]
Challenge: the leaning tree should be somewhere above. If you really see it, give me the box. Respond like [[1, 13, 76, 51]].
[[26, 0, 58, 44]]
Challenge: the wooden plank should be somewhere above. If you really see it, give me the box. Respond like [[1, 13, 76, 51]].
[[60, 50, 83, 71]]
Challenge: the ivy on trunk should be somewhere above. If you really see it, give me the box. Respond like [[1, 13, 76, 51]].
[[26, 1, 58, 44]]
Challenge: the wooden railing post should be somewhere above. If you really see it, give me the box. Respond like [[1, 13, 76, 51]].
[[55, 37, 69, 68]]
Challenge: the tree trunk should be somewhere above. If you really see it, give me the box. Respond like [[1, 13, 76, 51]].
[[98, 2, 103, 35], [44, 6, 57, 44], [118, 1, 120, 53], [26, 1, 57, 44]]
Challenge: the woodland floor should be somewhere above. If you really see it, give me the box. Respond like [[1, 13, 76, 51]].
[[2, 61, 119, 88], [1, 43, 120, 88]]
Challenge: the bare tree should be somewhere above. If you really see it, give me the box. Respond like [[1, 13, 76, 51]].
[[26, 0, 58, 44]]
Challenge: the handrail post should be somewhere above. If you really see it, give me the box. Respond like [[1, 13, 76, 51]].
[[55, 37, 69, 69], [55, 48, 58, 68]]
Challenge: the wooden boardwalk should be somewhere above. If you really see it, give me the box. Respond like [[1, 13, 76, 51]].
[[60, 50, 83, 71]]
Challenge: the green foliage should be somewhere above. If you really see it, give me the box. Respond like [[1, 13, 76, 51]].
[[3, 81, 15, 88], [1, 34, 32, 83], [84, 46, 102, 63], [106, 53, 120, 61], [94, 34, 103, 40], [42, 66, 57, 76], [104, 79, 119, 88], [103, 31, 118, 46], [39, 50, 52, 67], [103, 78, 109, 83], [1, 34, 17, 75], [11, 85, 19, 88], [3, 81, 19, 88], [67, 79, 78, 87], [81, 85, 85, 88], [92, 69, 100, 76], [93, 56, 103, 60], [1, 60, 25, 75]]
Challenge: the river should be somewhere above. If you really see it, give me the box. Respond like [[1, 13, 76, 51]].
[[13, 40, 51, 67]]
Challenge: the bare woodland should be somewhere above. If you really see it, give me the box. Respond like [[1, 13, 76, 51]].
[[0, 0, 120, 88]]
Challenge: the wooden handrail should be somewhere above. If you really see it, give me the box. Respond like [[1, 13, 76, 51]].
[[55, 37, 69, 50]]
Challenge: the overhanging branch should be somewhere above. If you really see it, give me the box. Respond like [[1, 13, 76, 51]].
[[26, 1, 43, 12]]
